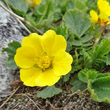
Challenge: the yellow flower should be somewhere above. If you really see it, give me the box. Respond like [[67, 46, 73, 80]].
[[97, 0, 109, 13], [14, 30, 73, 87], [31, 0, 42, 5], [25, 0, 42, 7], [99, 13, 108, 22], [90, 10, 99, 23], [90, 0, 110, 26], [97, 0, 110, 17]]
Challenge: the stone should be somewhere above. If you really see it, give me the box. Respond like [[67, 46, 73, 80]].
[[0, 1, 28, 101]]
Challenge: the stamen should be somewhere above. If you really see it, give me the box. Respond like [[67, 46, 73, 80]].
[[36, 55, 51, 69]]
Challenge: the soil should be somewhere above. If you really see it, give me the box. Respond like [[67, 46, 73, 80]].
[[1, 85, 110, 110]]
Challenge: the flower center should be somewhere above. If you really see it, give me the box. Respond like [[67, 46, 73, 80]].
[[37, 55, 51, 69]]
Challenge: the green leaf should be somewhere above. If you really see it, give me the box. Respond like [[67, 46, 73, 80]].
[[70, 75, 87, 92], [7, 0, 28, 14], [78, 69, 99, 83], [63, 73, 70, 82], [66, 32, 75, 52], [67, 0, 88, 12], [37, 86, 62, 99], [2, 41, 21, 53], [75, 0, 88, 11], [35, 4, 45, 15], [66, 32, 93, 53], [25, 13, 37, 27], [54, 25, 68, 40], [72, 40, 82, 46], [88, 76, 110, 103], [67, 0, 75, 10], [86, 70, 99, 81], [95, 73, 109, 79], [83, 51, 92, 68], [81, 34, 93, 43], [63, 10, 93, 52], [63, 10, 91, 37], [89, 39, 110, 70], [2, 41, 21, 69], [5, 56, 17, 68], [36, 0, 62, 28], [106, 54, 110, 65], [78, 68, 89, 83]]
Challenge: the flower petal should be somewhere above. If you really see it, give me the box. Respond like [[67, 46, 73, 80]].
[[99, 13, 108, 23], [21, 33, 43, 56], [14, 46, 36, 68], [35, 69, 61, 86], [97, 0, 109, 13], [53, 51, 73, 76], [32, 0, 42, 5], [20, 67, 60, 87], [41, 30, 67, 56], [90, 10, 99, 23], [20, 67, 42, 87]]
